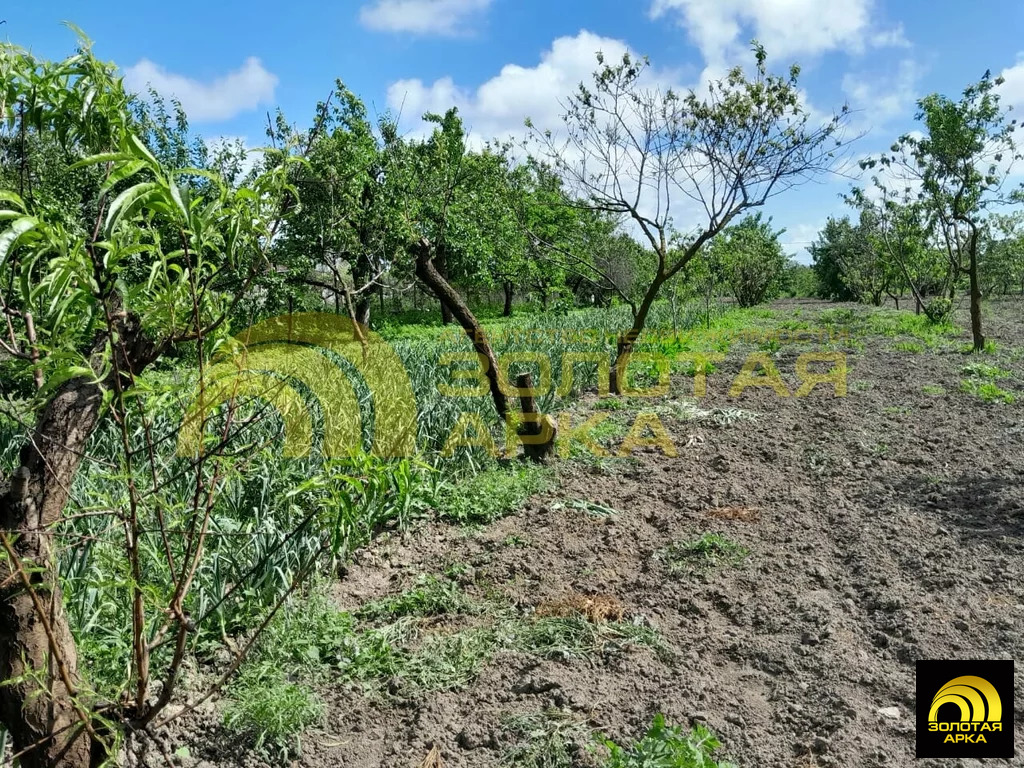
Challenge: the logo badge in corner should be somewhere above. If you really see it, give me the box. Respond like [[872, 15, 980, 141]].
[[916, 659, 1014, 758]]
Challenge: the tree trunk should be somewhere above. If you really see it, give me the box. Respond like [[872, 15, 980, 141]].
[[516, 372, 556, 462], [0, 314, 161, 768], [502, 283, 513, 317], [968, 233, 985, 351], [610, 277, 663, 395], [354, 295, 371, 328], [434, 248, 454, 325], [413, 240, 508, 420]]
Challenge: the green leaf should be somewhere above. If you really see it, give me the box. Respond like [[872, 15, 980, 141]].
[[100, 159, 147, 195], [0, 191, 26, 212], [105, 182, 158, 234], [127, 133, 159, 167], [168, 180, 188, 220], [0, 217, 39, 265]]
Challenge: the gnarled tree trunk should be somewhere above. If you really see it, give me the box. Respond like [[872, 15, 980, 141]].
[[413, 239, 508, 420], [0, 314, 160, 768]]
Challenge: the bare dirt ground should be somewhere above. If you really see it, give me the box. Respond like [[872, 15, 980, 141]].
[[165, 300, 1023, 768]]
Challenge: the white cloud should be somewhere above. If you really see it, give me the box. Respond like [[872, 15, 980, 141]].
[[388, 30, 638, 141], [359, 0, 492, 36], [842, 58, 925, 130], [124, 57, 278, 123], [780, 220, 825, 264], [649, 0, 904, 66], [998, 55, 1024, 111]]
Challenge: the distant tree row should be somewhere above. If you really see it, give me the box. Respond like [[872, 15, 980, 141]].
[[810, 71, 1023, 346]]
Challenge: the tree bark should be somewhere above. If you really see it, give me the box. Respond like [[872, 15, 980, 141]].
[[434, 247, 454, 325], [354, 295, 371, 328], [516, 372, 556, 462], [502, 283, 513, 317], [0, 313, 161, 768], [967, 230, 985, 351], [413, 240, 508, 420], [610, 276, 664, 395]]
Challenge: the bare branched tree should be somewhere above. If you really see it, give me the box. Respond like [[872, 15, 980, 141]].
[[531, 44, 852, 391]]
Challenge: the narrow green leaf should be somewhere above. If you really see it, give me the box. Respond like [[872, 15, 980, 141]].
[[0, 191, 26, 212], [100, 159, 147, 195], [105, 182, 158, 234], [127, 133, 159, 167], [70, 152, 129, 170], [0, 217, 38, 265]]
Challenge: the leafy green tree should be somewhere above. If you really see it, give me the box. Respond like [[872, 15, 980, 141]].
[[781, 260, 819, 297], [0, 37, 301, 767], [810, 217, 866, 301], [847, 185, 933, 312], [390, 109, 524, 419], [810, 213, 906, 306], [865, 72, 1022, 349], [711, 214, 788, 308], [272, 83, 401, 327], [983, 212, 1024, 295], [505, 159, 588, 314], [531, 45, 849, 392]]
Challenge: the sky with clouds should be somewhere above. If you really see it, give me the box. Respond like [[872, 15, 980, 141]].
[[9, 0, 1024, 262]]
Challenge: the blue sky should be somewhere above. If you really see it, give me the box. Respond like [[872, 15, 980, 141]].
[[8, 1, 1024, 261]]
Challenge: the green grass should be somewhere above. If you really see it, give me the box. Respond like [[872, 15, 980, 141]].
[[922, 384, 946, 396], [960, 362, 1012, 380], [229, 580, 670, 752], [893, 341, 924, 353], [660, 533, 748, 573], [224, 670, 323, 759], [601, 715, 737, 768], [818, 307, 959, 349], [502, 712, 735, 768], [356, 574, 479, 621], [502, 710, 593, 768], [514, 616, 668, 661], [437, 461, 552, 524], [959, 379, 1016, 404]]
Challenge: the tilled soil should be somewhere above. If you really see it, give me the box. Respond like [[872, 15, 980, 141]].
[[167, 300, 1024, 768]]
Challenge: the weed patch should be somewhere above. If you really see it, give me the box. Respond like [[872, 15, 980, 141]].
[[959, 379, 1016, 404], [600, 714, 737, 768], [357, 575, 479, 621], [438, 462, 552, 524], [660, 533, 748, 573]]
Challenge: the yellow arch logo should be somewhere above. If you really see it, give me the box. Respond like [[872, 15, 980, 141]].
[[178, 313, 417, 458], [928, 676, 1003, 723]]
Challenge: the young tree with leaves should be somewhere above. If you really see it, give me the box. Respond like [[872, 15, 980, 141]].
[[846, 185, 934, 312], [531, 45, 849, 392], [864, 72, 1022, 349], [0, 38, 305, 768], [272, 83, 400, 327], [711, 213, 788, 308]]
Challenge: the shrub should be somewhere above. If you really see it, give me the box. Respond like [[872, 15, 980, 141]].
[[924, 297, 953, 323]]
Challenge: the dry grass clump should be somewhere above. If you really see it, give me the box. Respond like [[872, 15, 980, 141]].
[[706, 506, 760, 523], [535, 593, 625, 623]]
